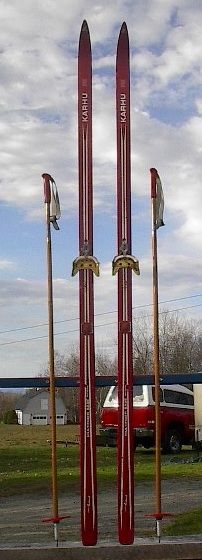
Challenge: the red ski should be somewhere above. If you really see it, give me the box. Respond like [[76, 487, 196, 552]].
[[72, 20, 99, 546], [113, 22, 140, 545]]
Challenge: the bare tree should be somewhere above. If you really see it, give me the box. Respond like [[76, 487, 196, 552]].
[[39, 346, 116, 423], [133, 316, 152, 375], [132, 311, 202, 377], [37, 313, 202, 422], [159, 312, 201, 375]]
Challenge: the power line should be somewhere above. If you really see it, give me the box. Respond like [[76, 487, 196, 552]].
[[0, 293, 202, 335], [0, 302, 201, 347]]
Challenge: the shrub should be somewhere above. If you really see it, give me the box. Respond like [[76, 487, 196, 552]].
[[3, 409, 18, 424]]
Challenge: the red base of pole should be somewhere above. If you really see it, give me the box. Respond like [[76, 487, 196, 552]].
[[42, 515, 70, 523], [145, 512, 174, 520]]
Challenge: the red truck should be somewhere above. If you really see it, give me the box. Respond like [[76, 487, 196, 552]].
[[99, 383, 195, 453]]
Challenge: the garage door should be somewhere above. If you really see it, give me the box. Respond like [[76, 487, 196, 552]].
[[56, 415, 64, 425], [32, 415, 47, 425]]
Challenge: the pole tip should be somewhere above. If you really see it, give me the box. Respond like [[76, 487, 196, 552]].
[[42, 173, 54, 183], [150, 168, 158, 176]]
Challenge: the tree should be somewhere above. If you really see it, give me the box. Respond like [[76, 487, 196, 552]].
[[0, 392, 20, 422], [133, 317, 152, 375], [159, 312, 202, 375], [38, 312, 202, 423], [133, 311, 202, 376], [39, 348, 79, 423], [3, 409, 18, 424], [39, 347, 117, 423]]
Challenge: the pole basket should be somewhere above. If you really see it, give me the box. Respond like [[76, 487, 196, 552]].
[[42, 515, 71, 524]]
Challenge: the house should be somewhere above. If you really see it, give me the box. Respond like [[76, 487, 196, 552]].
[[15, 389, 68, 426]]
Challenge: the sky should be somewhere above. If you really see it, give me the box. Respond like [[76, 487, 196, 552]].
[[0, 0, 202, 380]]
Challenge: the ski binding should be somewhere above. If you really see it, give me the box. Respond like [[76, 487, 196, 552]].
[[72, 242, 100, 277], [112, 240, 140, 276]]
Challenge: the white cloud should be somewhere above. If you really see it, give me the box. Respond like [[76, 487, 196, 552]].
[[0, 259, 14, 270], [0, 1, 201, 230], [0, 0, 202, 377], [196, 99, 202, 115]]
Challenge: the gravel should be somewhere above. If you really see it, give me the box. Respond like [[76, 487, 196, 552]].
[[0, 478, 201, 548]]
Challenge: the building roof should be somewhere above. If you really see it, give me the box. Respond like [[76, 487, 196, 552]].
[[15, 388, 51, 411]]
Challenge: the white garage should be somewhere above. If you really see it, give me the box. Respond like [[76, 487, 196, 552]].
[[32, 415, 48, 426], [16, 389, 68, 426], [56, 415, 65, 425]]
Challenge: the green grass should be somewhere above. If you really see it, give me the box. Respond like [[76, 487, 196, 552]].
[[0, 425, 202, 536], [164, 509, 202, 536], [0, 425, 202, 500], [0, 424, 79, 447]]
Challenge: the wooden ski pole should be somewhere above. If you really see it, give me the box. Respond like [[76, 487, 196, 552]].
[[151, 168, 161, 542], [42, 173, 59, 545]]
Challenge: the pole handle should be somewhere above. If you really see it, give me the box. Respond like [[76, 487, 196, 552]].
[[42, 173, 54, 203], [150, 168, 158, 199]]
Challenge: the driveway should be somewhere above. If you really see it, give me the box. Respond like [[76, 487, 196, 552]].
[[0, 478, 201, 547]]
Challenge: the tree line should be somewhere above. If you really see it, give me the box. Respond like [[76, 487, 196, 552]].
[[1, 311, 201, 423], [39, 311, 202, 423]]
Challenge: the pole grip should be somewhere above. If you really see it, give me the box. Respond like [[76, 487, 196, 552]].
[[42, 173, 54, 203], [150, 168, 158, 199]]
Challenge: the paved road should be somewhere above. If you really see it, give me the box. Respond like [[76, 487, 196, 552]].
[[0, 478, 201, 547]]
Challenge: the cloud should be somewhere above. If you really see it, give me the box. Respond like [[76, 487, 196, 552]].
[[0, 259, 14, 270], [0, 1, 201, 236], [0, 0, 201, 377], [0, 248, 201, 378]]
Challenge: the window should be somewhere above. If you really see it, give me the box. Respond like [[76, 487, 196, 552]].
[[133, 386, 144, 402], [32, 415, 47, 420], [108, 386, 143, 403], [152, 387, 163, 403], [109, 387, 118, 402], [41, 399, 48, 411], [164, 389, 194, 406]]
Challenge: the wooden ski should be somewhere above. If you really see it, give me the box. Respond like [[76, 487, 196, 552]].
[[72, 20, 99, 546], [113, 21, 140, 545]]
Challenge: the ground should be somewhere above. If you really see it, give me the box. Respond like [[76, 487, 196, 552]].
[[0, 478, 201, 547]]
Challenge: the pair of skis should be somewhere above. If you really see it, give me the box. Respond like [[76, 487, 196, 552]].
[[72, 20, 139, 546]]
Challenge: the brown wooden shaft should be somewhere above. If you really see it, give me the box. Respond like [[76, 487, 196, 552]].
[[152, 196, 161, 515], [46, 203, 58, 520]]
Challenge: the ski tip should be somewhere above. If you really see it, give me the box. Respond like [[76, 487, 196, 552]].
[[120, 21, 128, 34], [117, 21, 129, 54], [80, 20, 90, 36], [79, 20, 91, 53], [118, 21, 128, 41]]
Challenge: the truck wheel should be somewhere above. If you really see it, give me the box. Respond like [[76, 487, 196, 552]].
[[163, 429, 182, 454]]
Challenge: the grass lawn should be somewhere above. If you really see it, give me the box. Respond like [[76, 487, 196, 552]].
[[0, 424, 79, 447], [0, 424, 202, 491], [164, 509, 202, 537], [0, 424, 202, 537]]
